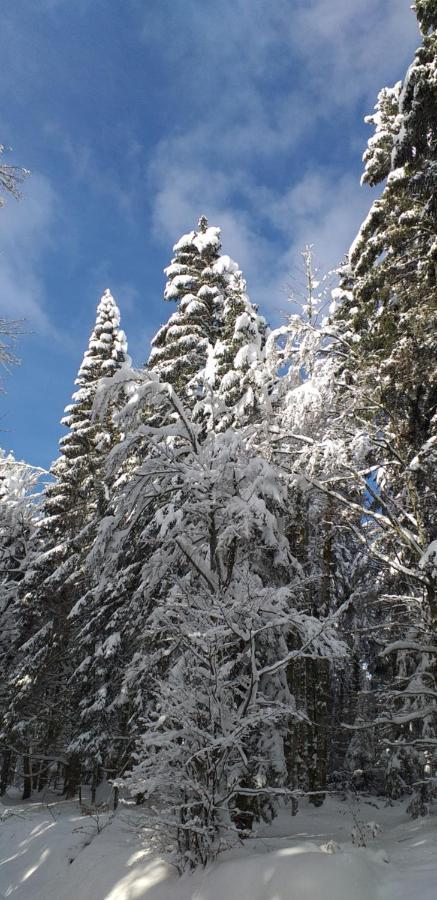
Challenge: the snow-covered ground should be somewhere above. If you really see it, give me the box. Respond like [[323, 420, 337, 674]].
[[1, 793, 436, 900]]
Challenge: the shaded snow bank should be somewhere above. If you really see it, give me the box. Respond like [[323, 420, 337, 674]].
[[191, 846, 381, 900], [1, 797, 436, 900]]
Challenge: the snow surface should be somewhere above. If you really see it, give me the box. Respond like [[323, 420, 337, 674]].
[[172, 227, 220, 254], [1, 794, 437, 900]]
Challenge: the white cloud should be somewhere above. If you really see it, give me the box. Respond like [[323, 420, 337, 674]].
[[144, 0, 418, 324], [268, 172, 377, 312], [148, 154, 275, 309], [42, 123, 141, 223], [0, 174, 58, 333], [149, 149, 377, 323], [259, 170, 375, 267], [291, 0, 419, 105], [230, 171, 376, 321]]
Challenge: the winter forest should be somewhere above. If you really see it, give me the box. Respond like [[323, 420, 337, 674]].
[[0, 2, 436, 898]]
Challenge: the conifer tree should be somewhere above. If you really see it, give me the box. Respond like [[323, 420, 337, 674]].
[[64, 364, 348, 855], [257, 248, 365, 801], [0, 452, 41, 794], [326, 2, 437, 804], [336, 6, 436, 469], [149, 217, 269, 426], [4, 291, 129, 796], [61, 366, 167, 782], [44, 289, 129, 538], [66, 249, 267, 782], [335, 5, 436, 585], [148, 216, 225, 403], [201, 255, 269, 431]]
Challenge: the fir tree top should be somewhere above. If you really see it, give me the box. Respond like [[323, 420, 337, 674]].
[[199, 254, 269, 431], [60, 290, 128, 449], [75, 288, 128, 385], [169, 215, 221, 261], [148, 217, 225, 400], [44, 290, 129, 535]]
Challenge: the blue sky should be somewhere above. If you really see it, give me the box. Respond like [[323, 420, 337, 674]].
[[0, 0, 419, 470]]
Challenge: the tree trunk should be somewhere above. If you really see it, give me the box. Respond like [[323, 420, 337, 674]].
[[91, 764, 98, 805], [0, 749, 12, 796], [32, 761, 40, 790], [22, 753, 32, 800], [63, 753, 81, 799]]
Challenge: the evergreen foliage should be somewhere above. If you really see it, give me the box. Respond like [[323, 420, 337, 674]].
[[0, 453, 41, 794], [330, 4, 437, 803], [148, 216, 225, 402], [206, 255, 268, 430], [44, 289, 129, 538], [149, 218, 267, 427], [0, 2, 436, 869], [2, 291, 129, 792]]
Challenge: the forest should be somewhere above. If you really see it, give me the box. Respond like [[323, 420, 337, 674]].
[[0, 0, 436, 889]]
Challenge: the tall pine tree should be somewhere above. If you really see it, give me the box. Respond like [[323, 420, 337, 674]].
[[3, 291, 129, 797], [327, 1, 437, 806], [148, 216, 225, 402]]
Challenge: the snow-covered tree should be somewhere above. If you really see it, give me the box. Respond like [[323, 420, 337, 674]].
[[0, 452, 41, 794], [2, 4, 435, 832], [313, 3, 437, 804], [254, 248, 368, 800], [149, 218, 269, 430], [44, 289, 129, 538], [197, 254, 269, 431], [0, 144, 28, 207], [148, 216, 225, 403], [97, 377, 346, 869], [61, 366, 347, 866], [4, 291, 129, 797], [58, 365, 167, 781], [335, 10, 436, 471], [413, 0, 437, 34]]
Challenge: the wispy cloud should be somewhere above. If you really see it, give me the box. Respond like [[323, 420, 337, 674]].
[[142, 0, 418, 320], [0, 174, 58, 333], [147, 136, 374, 320], [291, 0, 419, 105], [42, 123, 144, 224], [260, 171, 377, 316]]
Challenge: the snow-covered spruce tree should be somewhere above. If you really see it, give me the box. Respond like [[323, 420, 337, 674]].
[[4, 291, 129, 797], [196, 254, 269, 431], [45, 289, 129, 537], [335, 0, 436, 465], [326, 3, 437, 806], [148, 216, 225, 403], [63, 368, 346, 865], [98, 376, 346, 870], [63, 363, 280, 798], [263, 4, 437, 803], [63, 364, 155, 785], [148, 217, 269, 426], [0, 452, 41, 795]]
